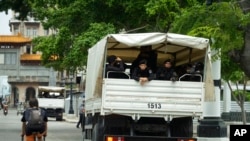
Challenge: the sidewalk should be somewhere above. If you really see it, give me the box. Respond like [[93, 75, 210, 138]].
[[63, 113, 78, 123]]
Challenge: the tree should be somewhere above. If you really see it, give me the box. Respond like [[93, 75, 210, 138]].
[[23, 0, 184, 71], [0, 0, 185, 71], [32, 23, 116, 73], [170, 1, 250, 124], [0, 0, 32, 20]]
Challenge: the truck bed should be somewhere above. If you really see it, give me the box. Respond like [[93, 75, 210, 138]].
[[85, 79, 204, 120]]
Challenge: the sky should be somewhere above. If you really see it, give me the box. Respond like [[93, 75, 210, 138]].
[[0, 10, 12, 35]]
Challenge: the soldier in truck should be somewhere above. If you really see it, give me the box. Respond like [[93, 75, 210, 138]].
[[130, 45, 158, 74], [131, 59, 155, 85], [105, 55, 127, 78], [155, 59, 178, 81]]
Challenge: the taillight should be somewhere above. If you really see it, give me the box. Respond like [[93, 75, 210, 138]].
[[106, 136, 125, 141], [177, 139, 196, 141]]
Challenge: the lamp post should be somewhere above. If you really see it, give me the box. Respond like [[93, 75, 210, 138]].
[[68, 73, 74, 114]]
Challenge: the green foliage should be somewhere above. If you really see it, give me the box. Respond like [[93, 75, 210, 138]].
[[170, 1, 250, 109], [0, 0, 32, 20], [170, 2, 249, 81], [63, 23, 116, 71], [233, 90, 250, 101], [26, 0, 187, 72], [32, 34, 67, 71], [33, 22, 116, 71], [145, 0, 180, 31], [32, 27, 73, 71]]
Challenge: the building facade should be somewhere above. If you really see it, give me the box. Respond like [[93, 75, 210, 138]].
[[0, 13, 59, 107]]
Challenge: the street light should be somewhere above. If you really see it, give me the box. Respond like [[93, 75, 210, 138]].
[[68, 73, 74, 114]]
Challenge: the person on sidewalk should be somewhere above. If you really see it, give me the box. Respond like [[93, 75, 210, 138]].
[[76, 101, 85, 128]]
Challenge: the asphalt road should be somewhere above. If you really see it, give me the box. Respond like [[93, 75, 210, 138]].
[[0, 107, 83, 141]]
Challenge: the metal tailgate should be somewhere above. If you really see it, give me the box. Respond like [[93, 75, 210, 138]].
[[102, 79, 204, 119]]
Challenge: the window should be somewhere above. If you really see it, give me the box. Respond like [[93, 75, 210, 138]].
[[0, 53, 4, 64], [6, 53, 17, 65], [33, 28, 38, 37], [26, 27, 38, 38], [26, 45, 31, 54], [0, 53, 17, 65], [14, 26, 19, 35], [26, 28, 32, 37]]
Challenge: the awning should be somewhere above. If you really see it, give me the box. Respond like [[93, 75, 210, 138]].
[[20, 54, 41, 61], [0, 33, 31, 45]]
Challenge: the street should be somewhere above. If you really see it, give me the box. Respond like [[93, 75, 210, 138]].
[[0, 107, 83, 141]]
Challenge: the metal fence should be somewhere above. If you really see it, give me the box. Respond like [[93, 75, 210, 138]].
[[221, 101, 250, 122]]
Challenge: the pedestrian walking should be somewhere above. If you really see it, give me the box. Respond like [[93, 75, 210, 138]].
[[76, 101, 85, 128]]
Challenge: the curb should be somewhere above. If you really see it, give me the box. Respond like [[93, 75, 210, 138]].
[[63, 113, 78, 123], [64, 118, 78, 123]]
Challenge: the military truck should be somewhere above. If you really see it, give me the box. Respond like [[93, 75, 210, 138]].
[[84, 33, 214, 141]]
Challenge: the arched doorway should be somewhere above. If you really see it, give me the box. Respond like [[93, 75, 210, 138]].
[[25, 87, 36, 102]]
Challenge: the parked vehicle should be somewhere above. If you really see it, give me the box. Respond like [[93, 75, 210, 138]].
[[37, 86, 65, 121], [84, 33, 214, 141]]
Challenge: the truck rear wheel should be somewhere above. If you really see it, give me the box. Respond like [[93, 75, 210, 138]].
[[92, 115, 104, 141], [170, 116, 193, 137], [92, 123, 98, 141], [56, 115, 63, 121]]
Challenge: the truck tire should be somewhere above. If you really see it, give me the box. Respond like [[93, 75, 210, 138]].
[[56, 115, 63, 121], [170, 116, 193, 137], [92, 116, 104, 141], [92, 123, 98, 141]]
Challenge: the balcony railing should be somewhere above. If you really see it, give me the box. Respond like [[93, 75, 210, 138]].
[[8, 76, 57, 83]]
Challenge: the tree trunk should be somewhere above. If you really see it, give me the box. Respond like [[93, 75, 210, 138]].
[[238, 0, 250, 77], [240, 102, 247, 125], [227, 81, 247, 125]]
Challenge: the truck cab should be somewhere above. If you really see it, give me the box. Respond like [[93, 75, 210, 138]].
[[37, 86, 65, 121]]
